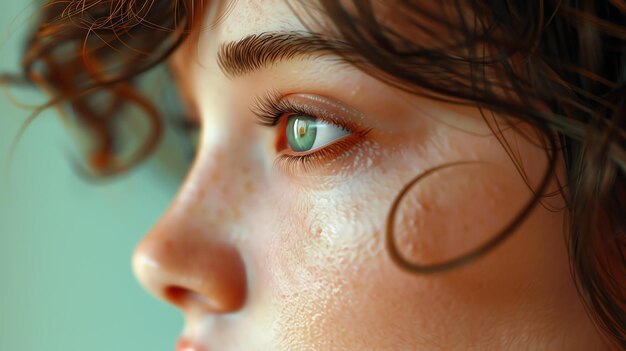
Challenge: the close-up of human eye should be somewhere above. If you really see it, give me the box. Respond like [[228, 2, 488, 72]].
[[250, 92, 371, 173], [1, 1, 624, 351], [280, 114, 350, 154]]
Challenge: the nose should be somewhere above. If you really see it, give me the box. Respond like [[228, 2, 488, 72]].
[[132, 203, 247, 314], [132, 79, 260, 316]]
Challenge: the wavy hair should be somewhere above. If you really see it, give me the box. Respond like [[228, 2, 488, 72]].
[[4, 0, 625, 348]]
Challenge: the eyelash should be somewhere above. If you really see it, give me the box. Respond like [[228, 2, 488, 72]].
[[251, 90, 316, 127], [251, 91, 366, 172]]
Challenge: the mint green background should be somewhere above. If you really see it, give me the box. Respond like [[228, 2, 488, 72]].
[[0, 3, 187, 350]]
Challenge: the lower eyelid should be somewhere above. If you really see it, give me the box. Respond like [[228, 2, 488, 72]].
[[274, 133, 368, 176]]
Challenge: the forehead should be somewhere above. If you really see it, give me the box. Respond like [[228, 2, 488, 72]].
[[205, 0, 478, 51], [206, 0, 308, 43]]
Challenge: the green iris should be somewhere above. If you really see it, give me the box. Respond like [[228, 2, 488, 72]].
[[286, 115, 318, 152]]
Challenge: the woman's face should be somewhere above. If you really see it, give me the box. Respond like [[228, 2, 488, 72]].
[[132, 1, 604, 350]]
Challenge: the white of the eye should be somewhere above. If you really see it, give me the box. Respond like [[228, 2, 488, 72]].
[[309, 121, 350, 151]]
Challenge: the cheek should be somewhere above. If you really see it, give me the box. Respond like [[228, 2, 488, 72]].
[[386, 128, 571, 325], [392, 162, 529, 268], [254, 124, 567, 348], [261, 182, 398, 346], [260, 177, 470, 348]]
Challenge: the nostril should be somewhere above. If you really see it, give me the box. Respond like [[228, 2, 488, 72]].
[[164, 285, 220, 311], [164, 286, 188, 306]]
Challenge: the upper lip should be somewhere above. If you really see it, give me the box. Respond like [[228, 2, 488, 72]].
[[177, 338, 208, 351]]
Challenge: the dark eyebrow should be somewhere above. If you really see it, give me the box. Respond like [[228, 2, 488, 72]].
[[217, 31, 350, 77]]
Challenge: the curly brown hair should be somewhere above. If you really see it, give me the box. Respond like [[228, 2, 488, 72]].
[[5, 0, 625, 349]]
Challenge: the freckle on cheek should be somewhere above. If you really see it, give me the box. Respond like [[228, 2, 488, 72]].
[[244, 181, 255, 193]]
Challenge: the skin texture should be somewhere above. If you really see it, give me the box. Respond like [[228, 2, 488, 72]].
[[132, 1, 610, 350]]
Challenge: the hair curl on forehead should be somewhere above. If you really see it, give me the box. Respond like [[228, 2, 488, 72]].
[[5, 0, 626, 349]]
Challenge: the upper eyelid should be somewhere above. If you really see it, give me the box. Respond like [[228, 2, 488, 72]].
[[250, 92, 371, 138]]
